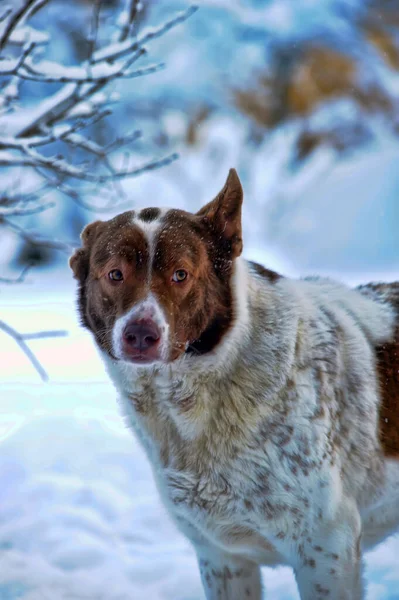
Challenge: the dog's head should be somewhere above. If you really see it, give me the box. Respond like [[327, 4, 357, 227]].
[[70, 169, 243, 365]]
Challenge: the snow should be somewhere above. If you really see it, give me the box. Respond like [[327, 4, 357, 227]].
[[1, 266, 399, 600], [0, 83, 77, 138], [8, 25, 49, 46], [93, 5, 198, 63], [1, 0, 399, 597], [18, 57, 163, 83]]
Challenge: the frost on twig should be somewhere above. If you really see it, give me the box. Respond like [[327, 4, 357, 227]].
[[0, 0, 197, 380], [0, 0, 197, 245], [0, 319, 67, 381]]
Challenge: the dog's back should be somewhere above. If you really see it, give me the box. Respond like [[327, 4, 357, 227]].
[[358, 282, 399, 458]]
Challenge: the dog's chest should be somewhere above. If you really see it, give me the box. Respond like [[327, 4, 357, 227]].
[[156, 454, 288, 563], [123, 392, 324, 562], [116, 365, 376, 561]]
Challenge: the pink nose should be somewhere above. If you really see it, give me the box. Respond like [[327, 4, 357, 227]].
[[123, 319, 161, 352]]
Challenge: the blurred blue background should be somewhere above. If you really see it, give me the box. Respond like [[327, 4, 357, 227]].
[[1, 1, 399, 598], [2, 0, 399, 280]]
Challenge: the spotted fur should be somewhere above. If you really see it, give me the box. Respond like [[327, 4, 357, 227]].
[[70, 169, 399, 600]]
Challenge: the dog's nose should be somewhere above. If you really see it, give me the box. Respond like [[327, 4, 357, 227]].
[[123, 319, 161, 351]]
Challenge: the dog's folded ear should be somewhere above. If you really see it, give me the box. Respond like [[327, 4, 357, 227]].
[[197, 168, 243, 258], [69, 220, 104, 281]]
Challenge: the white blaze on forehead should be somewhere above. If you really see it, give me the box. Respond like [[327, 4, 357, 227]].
[[132, 207, 170, 283], [112, 293, 170, 362]]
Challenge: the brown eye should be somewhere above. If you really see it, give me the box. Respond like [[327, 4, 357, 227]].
[[172, 269, 188, 283], [109, 269, 123, 282]]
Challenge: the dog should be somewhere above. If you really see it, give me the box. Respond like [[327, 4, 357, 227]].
[[70, 168, 399, 599]]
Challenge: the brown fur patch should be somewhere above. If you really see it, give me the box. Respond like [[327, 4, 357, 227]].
[[69, 169, 244, 363], [358, 282, 399, 457], [249, 261, 282, 283], [138, 207, 161, 222]]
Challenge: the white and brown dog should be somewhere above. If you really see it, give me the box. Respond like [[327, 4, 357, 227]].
[[70, 169, 399, 600]]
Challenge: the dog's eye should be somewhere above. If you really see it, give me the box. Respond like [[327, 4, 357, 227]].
[[109, 269, 124, 282], [172, 269, 188, 283]]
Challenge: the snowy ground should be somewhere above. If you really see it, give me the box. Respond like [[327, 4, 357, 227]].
[[1, 267, 399, 600]]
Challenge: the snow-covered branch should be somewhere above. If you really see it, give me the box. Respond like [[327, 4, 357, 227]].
[[0, 0, 196, 245], [0, 0, 49, 53], [0, 0, 197, 379], [0, 5, 197, 137], [3, 54, 165, 84], [0, 1, 196, 191], [93, 5, 198, 63], [0, 147, 178, 183]]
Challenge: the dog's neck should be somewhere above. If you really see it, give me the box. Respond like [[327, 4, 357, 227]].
[[102, 260, 298, 450]]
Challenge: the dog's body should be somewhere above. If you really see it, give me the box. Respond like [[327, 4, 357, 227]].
[[70, 169, 399, 599]]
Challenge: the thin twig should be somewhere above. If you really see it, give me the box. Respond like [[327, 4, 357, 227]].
[[0, 0, 49, 53], [105, 129, 142, 153], [0, 109, 111, 150], [22, 330, 68, 340], [40, 48, 145, 131], [0, 182, 53, 207], [0, 201, 55, 217], [18, 58, 165, 83], [0, 148, 178, 183], [88, 0, 102, 65], [93, 5, 198, 63], [0, 319, 67, 381], [0, 263, 33, 284], [2, 217, 75, 252], [25, 167, 122, 212], [0, 41, 36, 75], [0, 9, 12, 25], [120, 0, 141, 42]]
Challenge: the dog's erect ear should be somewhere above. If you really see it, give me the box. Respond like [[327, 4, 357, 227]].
[[69, 220, 104, 281], [197, 168, 243, 258]]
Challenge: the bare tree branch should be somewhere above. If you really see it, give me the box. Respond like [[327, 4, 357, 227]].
[[0, 1, 197, 380], [0, 147, 178, 182], [0, 0, 49, 53], [0, 263, 33, 284], [0, 182, 53, 209], [0, 201, 55, 217], [0, 319, 67, 381], [94, 6, 198, 63], [15, 57, 165, 83], [0, 42, 36, 76], [120, 0, 141, 42], [2, 217, 75, 252], [0, 110, 111, 149], [0, 9, 12, 25], [22, 331, 68, 340], [0, 7, 195, 138], [88, 0, 102, 65]]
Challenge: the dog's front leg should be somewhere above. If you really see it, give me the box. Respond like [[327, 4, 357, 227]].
[[196, 546, 262, 600], [294, 506, 364, 600]]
